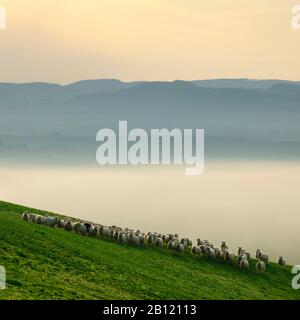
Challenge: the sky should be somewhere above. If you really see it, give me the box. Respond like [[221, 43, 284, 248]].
[[0, 0, 299, 83]]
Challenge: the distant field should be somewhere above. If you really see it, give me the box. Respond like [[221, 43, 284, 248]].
[[0, 200, 299, 300]]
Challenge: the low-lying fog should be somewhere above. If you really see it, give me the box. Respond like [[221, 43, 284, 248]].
[[1, 162, 299, 264]]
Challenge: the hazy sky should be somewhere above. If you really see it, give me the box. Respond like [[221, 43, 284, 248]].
[[0, 0, 299, 83]]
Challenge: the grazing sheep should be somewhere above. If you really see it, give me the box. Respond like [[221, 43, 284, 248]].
[[121, 233, 127, 244], [216, 249, 224, 260], [256, 260, 266, 272], [73, 222, 87, 235], [221, 241, 228, 250], [223, 250, 234, 263], [278, 256, 286, 266], [35, 215, 45, 225], [131, 234, 141, 247], [196, 239, 204, 246], [256, 249, 261, 259], [205, 246, 215, 258], [45, 216, 58, 227], [22, 211, 30, 221], [57, 219, 65, 228], [258, 252, 269, 264], [200, 245, 206, 255], [192, 246, 201, 256], [244, 251, 251, 261], [177, 243, 185, 254], [101, 227, 112, 239], [88, 226, 98, 237], [240, 259, 249, 270], [83, 223, 92, 233], [138, 234, 145, 246], [237, 253, 247, 265], [29, 213, 37, 222], [155, 237, 163, 247], [64, 220, 73, 231]]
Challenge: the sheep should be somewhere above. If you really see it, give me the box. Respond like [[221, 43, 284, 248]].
[[45, 216, 58, 227], [177, 243, 185, 254], [145, 233, 154, 245], [121, 233, 127, 244], [35, 215, 45, 225], [57, 219, 65, 229], [29, 213, 37, 222], [238, 247, 243, 256], [258, 251, 269, 264], [256, 261, 266, 272], [83, 223, 92, 233], [223, 250, 234, 263], [138, 234, 145, 246], [196, 239, 204, 246], [240, 259, 249, 270], [256, 249, 261, 259], [73, 222, 87, 235], [22, 211, 30, 221], [191, 246, 201, 256], [216, 249, 224, 260], [278, 256, 286, 266], [101, 227, 112, 239], [237, 253, 247, 265], [64, 220, 73, 231], [88, 226, 98, 237], [155, 237, 163, 248], [221, 241, 228, 250], [180, 238, 189, 249], [205, 246, 215, 258], [244, 251, 251, 261], [132, 234, 141, 247]]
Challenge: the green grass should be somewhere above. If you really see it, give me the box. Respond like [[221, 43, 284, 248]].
[[0, 200, 299, 300]]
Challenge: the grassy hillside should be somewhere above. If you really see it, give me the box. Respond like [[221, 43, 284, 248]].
[[0, 200, 299, 300]]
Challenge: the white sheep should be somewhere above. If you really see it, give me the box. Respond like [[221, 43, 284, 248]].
[[132, 234, 141, 247], [155, 237, 163, 247], [221, 241, 228, 250], [73, 222, 87, 235], [278, 256, 286, 266], [256, 260, 266, 272], [177, 243, 185, 254], [121, 233, 127, 244], [64, 220, 73, 231], [256, 249, 261, 259], [29, 213, 37, 222], [258, 252, 269, 263], [244, 251, 251, 261], [45, 216, 58, 227], [22, 212, 30, 221], [57, 220, 65, 228], [88, 226, 98, 236], [223, 250, 234, 263], [240, 259, 249, 270], [35, 215, 45, 225], [205, 246, 215, 258]]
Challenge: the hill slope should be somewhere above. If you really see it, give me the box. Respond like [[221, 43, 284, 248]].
[[0, 201, 298, 300]]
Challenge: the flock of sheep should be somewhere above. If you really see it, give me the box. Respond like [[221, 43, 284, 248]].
[[21, 211, 287, 272]]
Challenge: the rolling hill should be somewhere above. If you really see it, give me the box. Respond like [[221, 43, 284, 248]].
[[0, 200, 299, 300]]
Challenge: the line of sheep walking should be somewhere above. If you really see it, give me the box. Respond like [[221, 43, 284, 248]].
[[21, 211, 286, 272]]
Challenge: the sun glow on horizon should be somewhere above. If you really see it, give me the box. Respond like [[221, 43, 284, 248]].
[[0, 0, 299, 83]]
